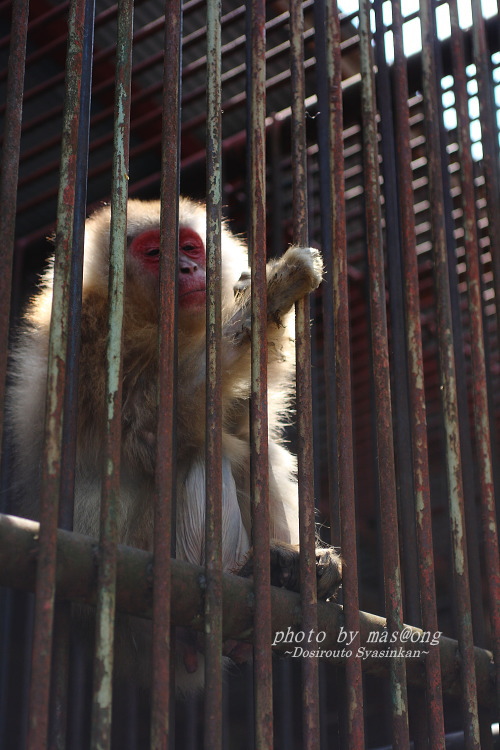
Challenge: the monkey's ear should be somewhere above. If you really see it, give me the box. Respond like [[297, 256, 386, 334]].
[[233, 269, 251, 294]]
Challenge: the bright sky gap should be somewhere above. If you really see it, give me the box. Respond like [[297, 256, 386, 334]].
[[337, 0, 500, 158]]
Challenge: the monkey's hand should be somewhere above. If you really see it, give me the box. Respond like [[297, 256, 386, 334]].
[[237, 540, 342, 601], [265, 246, 323, 325], [226, 246, 323, 347]]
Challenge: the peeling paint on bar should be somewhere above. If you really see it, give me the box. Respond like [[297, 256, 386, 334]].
[[90, 1, 134, 749], [419, 0, 481, 745], [205, 1, 224, 747], [25, 1, 92, 746], [389, 0, 446, 744], [449, 0, 500, 719]]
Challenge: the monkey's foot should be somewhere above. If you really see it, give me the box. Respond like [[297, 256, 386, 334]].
[[237, 541, 342, 601], [315, 546, 342, 600]]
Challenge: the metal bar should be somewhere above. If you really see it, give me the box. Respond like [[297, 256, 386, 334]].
[[469, 0, 500, 356], [289, 1, 320, 747], [372, 0, 421, 630], [25, 0, 88, 745], [390, 0, 446, 744], [204, 0, 223, 747], [313, 0, 339, 546], [48, 1, 96, 746], [1, 513, 497, 709], [358, 1, 410, 745], [151, 0, 182, 748], [89, 1, 133, 748], [323, 0, 365, 745], [247, 1, 273, 748], [419, 0, 481, 745], [449, 0, 500, 717], [0, 0, 29, 453], [434, 7, 487, 650]]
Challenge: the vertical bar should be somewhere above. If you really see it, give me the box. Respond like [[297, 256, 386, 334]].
[[323, 0, 365, 746], [50, 1, 96, 746], [435, 4, 486, 649], [90, 1, 134, 748], [449, 0, 500, 717], [0, 0, 29, 449], [372, 0, 421, 630], [204, 0, 223, 747], [0, 9, 29, 746], [247, 2, 273, 749], [151, 1, 182, 748], [470, 0, 500, 353], [419, 0, 481, 745], [26, 2, 88, 746], [358, 1, 410, 746], [289, 2, 320, 748], [313, 0, 339, 549], [391, 0, 446, 744]]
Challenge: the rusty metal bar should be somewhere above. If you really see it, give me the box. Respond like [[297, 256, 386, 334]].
[[322, 0, 365, 745], [289, 1, 320, 747], [434, 8, 487, 651], [0, 0, 29, 453], [204, 0, 223, 747], [419, 0, 481, 745], [1, 513, 497, 709], [469, 0, 500, 355], [372, 0, 421, 631], [89, 1, 133, 748], [449, 0, 500, 718], [150, 1, 182, 748], [49, 0, 96, 746], [247, 1, 273, 748], [358, 1, 410, 745], [390, 0, 446, 744], [25, 0, 90, 746]]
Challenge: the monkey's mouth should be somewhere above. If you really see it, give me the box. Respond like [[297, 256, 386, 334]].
[[179, 287, 206, 298]]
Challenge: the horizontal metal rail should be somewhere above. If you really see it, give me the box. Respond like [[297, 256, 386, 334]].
[[0, 513, 496, 711]]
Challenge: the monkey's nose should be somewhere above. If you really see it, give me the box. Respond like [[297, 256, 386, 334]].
[[179, 261, 198, 274]]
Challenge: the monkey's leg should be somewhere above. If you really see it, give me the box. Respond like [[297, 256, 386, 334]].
[[237, 540, 342, 601]]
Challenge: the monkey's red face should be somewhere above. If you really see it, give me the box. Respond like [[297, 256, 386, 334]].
[[129, 227, 206, 313]]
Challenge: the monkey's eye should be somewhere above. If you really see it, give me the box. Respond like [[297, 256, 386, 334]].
[[179, 228, 205, 261], [145, 247, 160, 257]]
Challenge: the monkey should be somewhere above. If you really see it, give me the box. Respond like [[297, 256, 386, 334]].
[[7, 197, 341, 690]]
